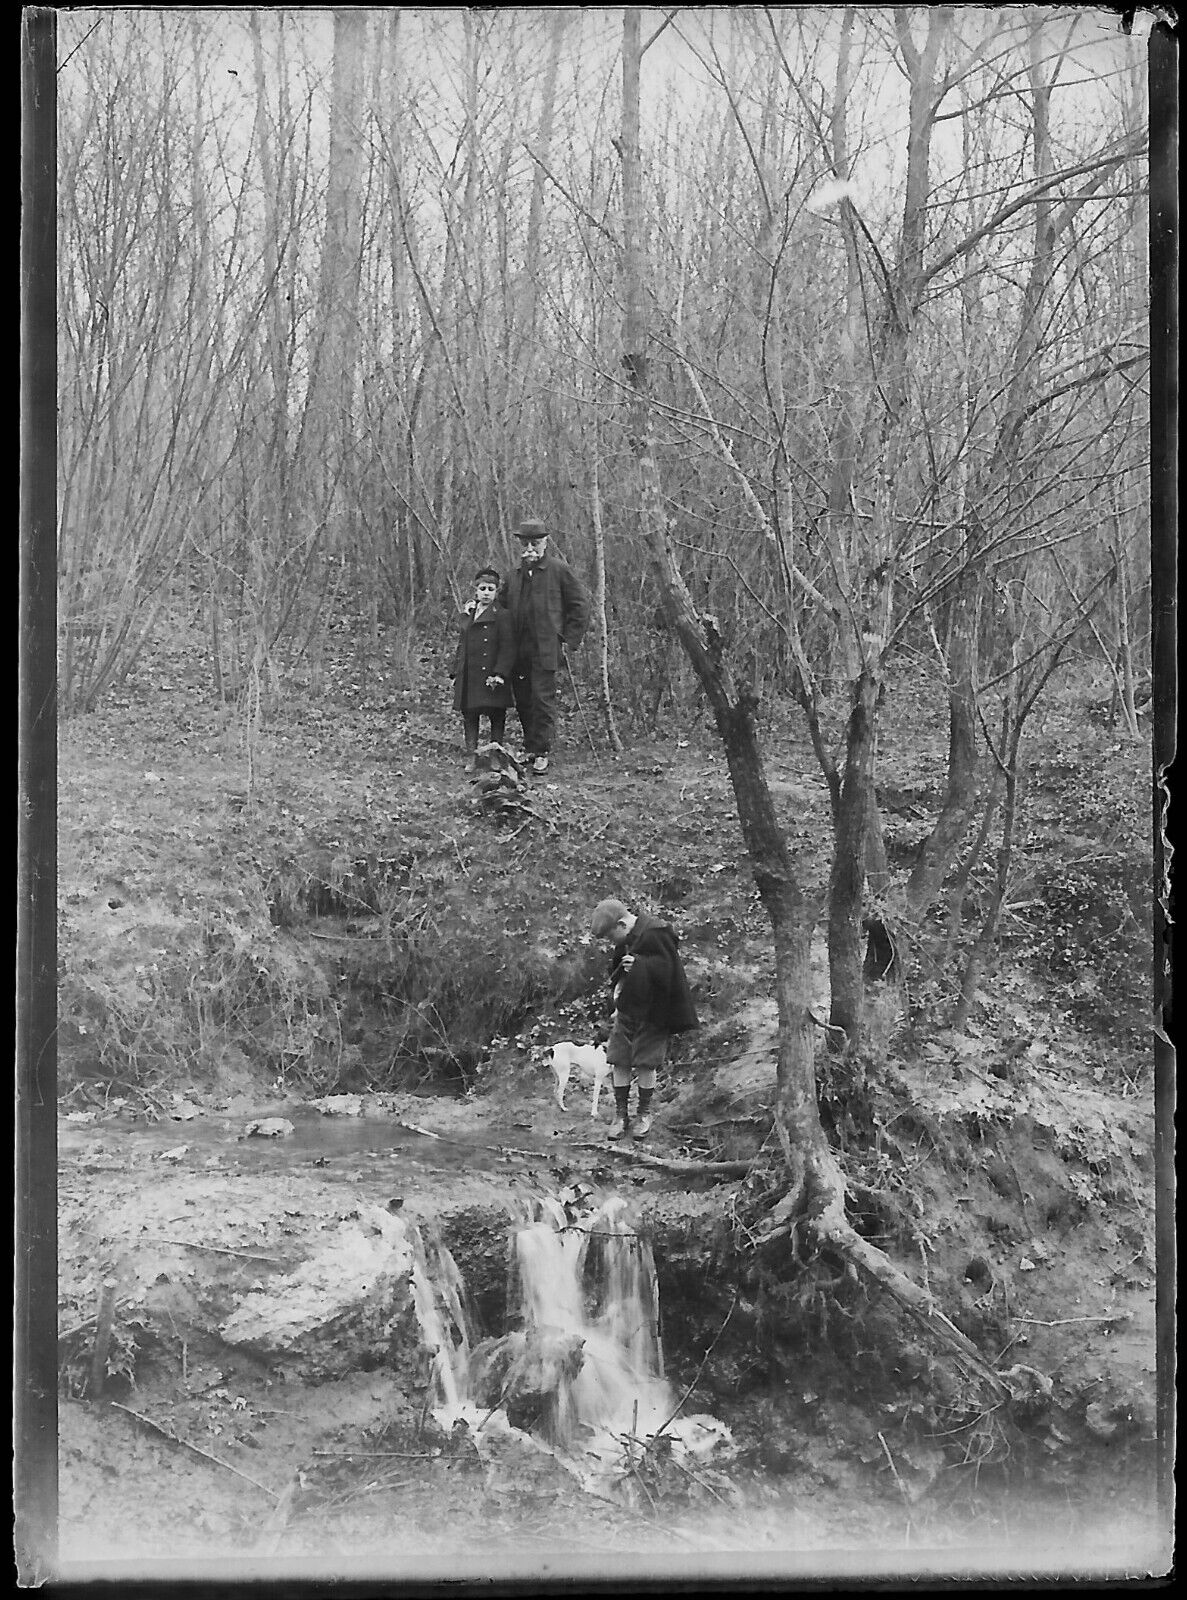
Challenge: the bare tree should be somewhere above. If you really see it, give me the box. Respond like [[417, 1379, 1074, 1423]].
[[617, 5, 1008, 1390]]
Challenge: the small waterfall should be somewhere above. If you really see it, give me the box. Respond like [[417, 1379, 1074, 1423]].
[[407, 1228, 473, 1415], [511, 1193, 673, 1453], [407, 1191, 731, 1474]]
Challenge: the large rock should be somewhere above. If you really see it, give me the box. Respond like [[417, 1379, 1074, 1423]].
[[220, 1205, 421, 1374], [468, 1329, 586, 1437]]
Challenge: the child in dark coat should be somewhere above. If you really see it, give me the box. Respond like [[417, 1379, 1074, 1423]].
[[589, 896, 699, 1140], [451, 567, 515, 770]]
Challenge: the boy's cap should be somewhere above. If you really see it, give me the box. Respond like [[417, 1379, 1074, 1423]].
[[590, 897, 630, 937], [515, 519, 547, 541], [474, 567, 501, 585]]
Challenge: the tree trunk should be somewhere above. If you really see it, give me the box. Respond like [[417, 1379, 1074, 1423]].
[[1111, 502, 1140, 735], [954, 726, 1020, 1031], [520, 9, 566, 345], [315, 7, 367, 553], [907, 595, 981, 917], [827, 665, 881, 1046], [942, 773, 1003, 967], [588, 444, 623, 753], [622, 6, 819, 1127]]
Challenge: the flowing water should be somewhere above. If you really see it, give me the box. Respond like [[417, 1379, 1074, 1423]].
[[408, 1191, 731, 1483]]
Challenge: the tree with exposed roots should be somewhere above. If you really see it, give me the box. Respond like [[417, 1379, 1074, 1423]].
[[617, 4, 1045, 1397]]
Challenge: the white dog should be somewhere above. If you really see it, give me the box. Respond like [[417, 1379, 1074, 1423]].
[[549, 1041, 611, 1117]]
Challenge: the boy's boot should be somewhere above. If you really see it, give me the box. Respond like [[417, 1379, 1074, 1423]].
[[632, 1088, 654, 1138], [607, 1085, 631, 1141]]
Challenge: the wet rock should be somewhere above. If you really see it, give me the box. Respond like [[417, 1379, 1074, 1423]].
[[307, 1094, 363, 1117], [219, 1204, 418, 1369], [243, 1118, 295, 1139], [469, 1328, 587, 1434]]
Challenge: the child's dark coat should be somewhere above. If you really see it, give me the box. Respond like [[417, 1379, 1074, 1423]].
[[451, 605, 515, 713]]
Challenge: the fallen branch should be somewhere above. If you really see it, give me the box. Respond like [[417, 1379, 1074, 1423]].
[[253, 1475, 300, 1556], [107, 1400, 279, 1500], [312, 1449, 440, 1460], [656, 1292, 737, 1438], [1016, 1311, 1132, 1327], [572, 1140, 755, 1177], [662, 1446, 732, 1506]]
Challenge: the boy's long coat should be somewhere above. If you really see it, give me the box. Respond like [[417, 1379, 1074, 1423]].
[[451, 604, 516, 712]]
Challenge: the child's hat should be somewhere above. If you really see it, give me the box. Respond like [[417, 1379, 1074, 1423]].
[[590, 897, 629, 937]]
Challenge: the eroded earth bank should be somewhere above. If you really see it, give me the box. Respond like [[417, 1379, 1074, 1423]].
[[54, 634, 1165, 1583]]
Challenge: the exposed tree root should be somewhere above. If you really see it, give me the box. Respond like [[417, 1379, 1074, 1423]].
[[756, 1152, 1014, 1398]]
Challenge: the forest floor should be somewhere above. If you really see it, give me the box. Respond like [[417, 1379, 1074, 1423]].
[[50, 619, 1168, 1585]]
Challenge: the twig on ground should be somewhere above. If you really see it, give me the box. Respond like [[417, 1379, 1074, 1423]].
[[253, 1474, 300, 1556], [312, 1449, 440, 1460], [58, 1314, 99, 1343], [146, 1237, 289, 1264], [107, 1400, 279, 1500], [571, 1140, 755, 1177], [443, 834, 470, 875], [878, 1429, 914, 1535], [1015, 1311, 1132, 1327], [662, 1448, 731, 1506], [88, 1279, 119, 1398], [656, 1292, 738, 1437], [579, 818, 614, 843]]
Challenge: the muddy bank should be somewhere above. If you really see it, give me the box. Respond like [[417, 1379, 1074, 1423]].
[[52, 643, 1163, 1579], [57, 1064, 1160, 1581]]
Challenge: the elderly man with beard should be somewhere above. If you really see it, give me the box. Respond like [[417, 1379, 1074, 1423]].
[[501, 517, 590, 775]]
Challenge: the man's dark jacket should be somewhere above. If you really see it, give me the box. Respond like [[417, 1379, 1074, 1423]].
[[610, 914, 699, 1034], [501, 549, 590, 670]]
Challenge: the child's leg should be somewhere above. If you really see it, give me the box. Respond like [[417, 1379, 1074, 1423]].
[[489, 710, 506, 746], [462, 711, 480, 753], [605, 1014, 634, 1135], [629, 1025, 669, 1133]]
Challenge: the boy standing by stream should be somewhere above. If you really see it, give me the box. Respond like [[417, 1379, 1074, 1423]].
[[589, 897, 699, 1140]]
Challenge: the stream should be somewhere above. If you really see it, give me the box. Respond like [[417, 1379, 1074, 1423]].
[[58, 1102, 561, 1178], [54, 1101, 1165, 1580]]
